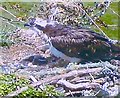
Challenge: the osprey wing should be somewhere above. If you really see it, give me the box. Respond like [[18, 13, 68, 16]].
[[50, 26, 112, 61]]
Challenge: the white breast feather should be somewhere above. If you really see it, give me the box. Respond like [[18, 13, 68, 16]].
[[49, 44, 80, 63]]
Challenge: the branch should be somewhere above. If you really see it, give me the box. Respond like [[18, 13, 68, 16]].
[[1, 17, 17, 28], [0, 7, 25, 23], [57, 79, 100, 90], [78, 5, 110, 39], [31, 67, 102, 87], [6, 87, 29, 97], [78, 61, 118, 70], [109, 7, 120, 18], [6, 67, 102, 97], [0, 7, 17, 18], [65, 90, 82, 96]]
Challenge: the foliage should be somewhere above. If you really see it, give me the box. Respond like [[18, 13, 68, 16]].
[[0, 32, 14, 47], [0, 74, 63, 97], [0, 1, 119, 97], [0, 74, 29, 96], [16, 85, 63, 97], [0, 1, 119, 47]]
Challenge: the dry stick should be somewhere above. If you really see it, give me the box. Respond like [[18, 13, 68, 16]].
[[68, 90, 74, 97], [86, 64, 95, 82], [1, 17, 16, 27], [57, 79, 101, 90], [6, 67, 102, 97], [0, 7, 25, 23], [94, 90, 101, 96], [70, 77, 91, 83], [70, 77, 105, 84], [0, 7, 17, 18], [29, 75, 38, 82], [60, 3, 110, 39], [79, 62, 118, 70], [109, 7, 120, 18], [107, 25, 118, 27], [65, 90, 82, 96], [78, 5, 110, 40], [5, 87, 29, 97], [31, 67, 102, 87]]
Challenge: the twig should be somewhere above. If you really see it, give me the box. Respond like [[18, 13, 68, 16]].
[[0, 15, 25, 23], [57, 79, 100, 90], [86, 64, 95, 82], [70, 78, 91, 83], [60, 2, 110, 39], [6, 87, 29, 97], [6, 67, 102, 97], [93, 90, 101, 96], [107, 25, 118, 27], [65, 90, 82, 96], [78, 5, 110, 39], [0, 7, 17, 18], [31, 67, 102, 87], [0, 7, 25, 23], [72, 77, 104, 86], [109, 7, 120, 18], [78, 61, 118, 70], [1, 17, 17, 27], [29, 75, 38, 82], [68, 90, 74, 97]]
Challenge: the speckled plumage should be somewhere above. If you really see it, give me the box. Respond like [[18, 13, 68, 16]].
[[25, 18, 120, 62]]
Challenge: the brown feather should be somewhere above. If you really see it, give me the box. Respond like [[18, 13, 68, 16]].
[[41, 23, 120, 62]]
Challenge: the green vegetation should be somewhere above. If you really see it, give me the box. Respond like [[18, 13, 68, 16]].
[[0, 2, 119, 97], [0, 2, 120, 46], [100, 2, 119, 40], [0, 2, 119, 47], [0, 74, 63, 97], [0, 74, 29, 96], [1, 2, 35, 47]]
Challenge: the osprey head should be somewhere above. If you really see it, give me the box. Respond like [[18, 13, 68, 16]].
[[24, 17, 58, 30]]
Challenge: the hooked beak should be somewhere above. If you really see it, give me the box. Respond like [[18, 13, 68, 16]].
[[24, 23, 44, 31], [24, 23, 31, 27]]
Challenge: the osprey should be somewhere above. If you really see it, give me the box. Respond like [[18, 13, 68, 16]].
[[24, 18, 120, 63]]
